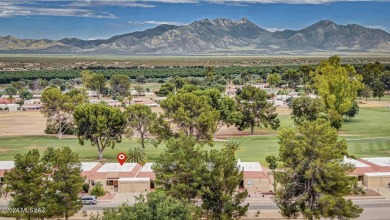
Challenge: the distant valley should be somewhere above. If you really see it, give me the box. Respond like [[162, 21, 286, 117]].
[[1, 18, 390, 55]]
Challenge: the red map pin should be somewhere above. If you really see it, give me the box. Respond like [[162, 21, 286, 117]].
[[117, 153, 127, 166]]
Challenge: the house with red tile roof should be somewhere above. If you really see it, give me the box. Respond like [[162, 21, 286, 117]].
[[343, 156, 376, 181], [89, 163, 144, 192], [0, 98, 12, 104], [358, 157, 390, 187], [238, 161, 271, 193]]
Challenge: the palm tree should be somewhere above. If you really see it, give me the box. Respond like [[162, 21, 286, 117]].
[[126, 146, 147, 165], [224, 139, 241, 155]]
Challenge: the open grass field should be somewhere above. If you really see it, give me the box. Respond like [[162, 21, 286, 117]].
[[1, 106, 389, 165]]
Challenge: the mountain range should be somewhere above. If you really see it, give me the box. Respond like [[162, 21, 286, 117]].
[[1, 18, 389, 55]]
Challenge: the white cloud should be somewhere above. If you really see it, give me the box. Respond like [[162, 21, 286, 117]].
[[0, 4, 117, 18], [68, 1, 155, 8], [366, 25, 390, 33], [264, 27, 285, 32], [128, 20, 187, 26]]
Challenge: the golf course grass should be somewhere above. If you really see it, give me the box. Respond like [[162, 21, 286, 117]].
[[0, 107, 389, 165]]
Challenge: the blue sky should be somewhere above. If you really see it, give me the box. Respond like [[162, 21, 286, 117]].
[[0, 0, 389, 40]]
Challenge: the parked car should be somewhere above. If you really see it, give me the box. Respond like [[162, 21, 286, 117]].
[[81, 196, 98, 205]]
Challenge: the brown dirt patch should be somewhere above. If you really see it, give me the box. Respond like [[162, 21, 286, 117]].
[[215, 125, 275, 138], [275, 106, 291, 115], [0, 148, 11, 152], [357, 100, 390, 108], [0, 111, 46, 136], [348, 188, 381, 197]]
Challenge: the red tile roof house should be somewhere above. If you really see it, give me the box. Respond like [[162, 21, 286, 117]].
[[358, 157, 390, 172], [343, 156, 376, 182], [237, 161, 271, 195], [0, 98, 13, 104], [21, 99, 42, 111], [88, 163, 150, 193], [358, 157, 390, 187], [135, 163, 156, 190], [81, 162, 103, 185]]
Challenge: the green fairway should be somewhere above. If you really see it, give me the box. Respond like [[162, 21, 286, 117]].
[[0, 107, 389, 165]]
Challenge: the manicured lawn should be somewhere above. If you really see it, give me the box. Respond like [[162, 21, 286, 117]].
[[0, 107, 389, 166], [340, 107, 390, 138]]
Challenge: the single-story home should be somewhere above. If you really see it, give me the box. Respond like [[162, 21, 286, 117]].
[[238, 161, 271, 192], [0, 104, 20, 111], [90, 163, 144, 192], [343, 156, 376, 181], [0, 161, 15, 185], [129, 98, 158, 107], [89, 99, 121, 107], [358, 157, 390, 187]]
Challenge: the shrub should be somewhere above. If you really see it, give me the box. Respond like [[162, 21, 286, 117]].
[[90, 182, 105, 197], [82, 183, 90, 193]]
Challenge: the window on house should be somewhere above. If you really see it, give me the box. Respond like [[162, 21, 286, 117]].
[[91, 180, 95, 186], [107, 180, 114, 186], [0, 177, 4, 183], [247, 180, 253, 185]]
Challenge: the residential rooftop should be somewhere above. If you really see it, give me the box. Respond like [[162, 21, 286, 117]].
[[343, 156, 370, 167], [81, 162, 100, 172], [361, 157, 390, 167], [0, 161, 15, 170], [238, 162, 262, 172], [364, 172, 390, 177], [97, 163, 137, 172], [140, 163, 154, 172]]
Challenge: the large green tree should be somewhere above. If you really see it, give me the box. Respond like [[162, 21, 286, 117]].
[[312, 56, 363, 127], [160, 92, 219, 143], [360, 62, 384, 86], [90, 191, 202, 220], [202, 147, 249, 220], [125, 104, 158, 148], [235, 86, 280, 135], [288, 96, 326, 126], [359, 84, 372, 101], [42, 147, 84, 220], [41, 87, 86, 139], [267, 73, 281, 88], [282, 69, 301, 90], [87, 73, 106, 99], [4, 85, 17, 96], [189, 87, 240, 131], [74, 104, 126, 160], [4, 147, 84, 220], [372, 79, 385, 100], [156, 82, 176, 97], [274, 119, 363, 219], [153, 134, 208, 200], [4, 149, 49, 220], [19, 89, 33, 100], [109, 74, 130, 97]]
